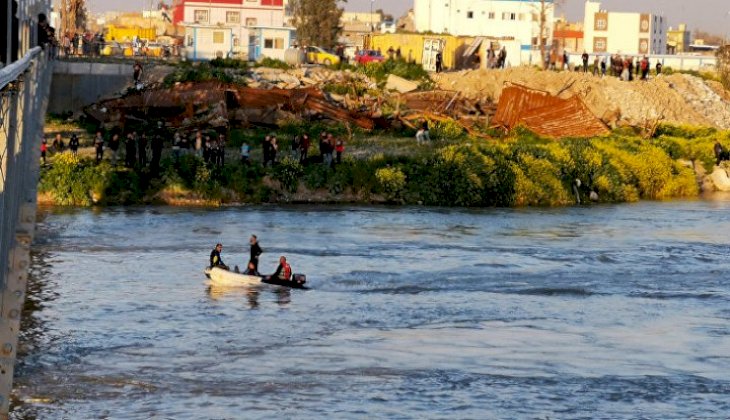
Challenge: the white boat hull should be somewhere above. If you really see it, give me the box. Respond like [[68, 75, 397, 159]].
[[205, 267, 261, 287]]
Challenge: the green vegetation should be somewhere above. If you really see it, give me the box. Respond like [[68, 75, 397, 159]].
[[39, 123, 729, 208], [253, 57, 292, 70], [162, 61, 240, 86], [357, 60, 435, 90]]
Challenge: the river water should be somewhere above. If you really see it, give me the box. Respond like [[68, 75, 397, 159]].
[[11, 200, 730, 419]]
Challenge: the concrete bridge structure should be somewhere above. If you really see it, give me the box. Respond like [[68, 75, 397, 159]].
[[1, 0, 52, 417]]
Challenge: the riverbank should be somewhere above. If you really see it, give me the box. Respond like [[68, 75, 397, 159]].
[[38, 120, 730, 208]]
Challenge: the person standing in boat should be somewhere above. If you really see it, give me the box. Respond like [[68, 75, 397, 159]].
[[210, 243, 228, 270], [249, 235, 263, 275]]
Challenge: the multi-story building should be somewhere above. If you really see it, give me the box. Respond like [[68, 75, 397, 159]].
[[173, 0, 294, 61], [667, 24, 691, 54], [413, 0, 555, 53], [583, 1, 667, 56]]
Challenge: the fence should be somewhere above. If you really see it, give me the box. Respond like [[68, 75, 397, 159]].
[[0, 46, 51, 417]]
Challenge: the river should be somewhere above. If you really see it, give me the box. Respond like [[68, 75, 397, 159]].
[[11, 200, 730, 419]]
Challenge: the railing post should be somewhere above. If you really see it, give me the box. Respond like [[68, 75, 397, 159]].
[[0, 46, 50, 418]]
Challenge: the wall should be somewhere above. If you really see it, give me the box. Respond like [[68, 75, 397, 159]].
[[185, 26, 234, 61], [413, 0, 554, 50], [566, 52, 717, 72], [48, 61, 133, 115], [182, 1, 285, 27], [256, 27, 294, 61]]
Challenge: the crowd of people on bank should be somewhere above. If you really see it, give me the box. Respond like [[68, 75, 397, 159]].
[[548, 50, 663, 81], [43, 125, 349, 172]]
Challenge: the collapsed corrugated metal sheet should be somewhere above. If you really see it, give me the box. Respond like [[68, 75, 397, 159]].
[[518, 96, 610, 138], [86, 82, 376, 130], [492, 84, 609, 138]]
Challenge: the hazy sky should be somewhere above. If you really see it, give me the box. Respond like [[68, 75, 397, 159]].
[[88, 0, 730, 35]]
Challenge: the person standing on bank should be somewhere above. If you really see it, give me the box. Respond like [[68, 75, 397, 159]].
[[109, 133, 120, 166], [94, 131, 104, 164], [69, 134, 80, 156]]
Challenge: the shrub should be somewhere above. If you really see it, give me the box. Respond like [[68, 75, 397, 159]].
[[273, 157, 304, 192], [210, 57, 249, 70], [255, 57, 292, 70], [430, 119, 466, 142], [375, 167, 407, 201], [357, 59, 435, 89]]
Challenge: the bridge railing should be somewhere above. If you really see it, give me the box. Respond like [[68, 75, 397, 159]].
[[0, 46, 51, 416]]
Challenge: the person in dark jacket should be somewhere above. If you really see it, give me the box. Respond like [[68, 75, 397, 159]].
[[714, 141, 726, 166], [125, 133, 137, 168], [210, 243, 227, 269], [69, 134, 80, 156], [249, 235, 263, 275], [94, 131, 104, 163]]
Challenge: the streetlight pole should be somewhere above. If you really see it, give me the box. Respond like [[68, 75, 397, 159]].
[[370, 0, 373, 33]]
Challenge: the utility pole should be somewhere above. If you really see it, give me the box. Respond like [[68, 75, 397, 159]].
[[370, 0, 373, 33]]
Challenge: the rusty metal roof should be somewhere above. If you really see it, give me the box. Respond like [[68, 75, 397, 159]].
[[493, 84, 609, 138]]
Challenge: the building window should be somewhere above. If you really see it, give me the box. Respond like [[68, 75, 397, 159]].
[[186, 35, 194, 47], [518, 13, 525, 21], [246, 18, 258, 27], [213, 31, 225, 44], [532, 13, 539, 22], [233, 37, 240, 47], [593, 37, 607, 53], [274, 38, 284, 49], [226, 11, 240, 24], [194, 10, 209, 23], [595, 18, 606, 30], [467, 11, 474, 19], [502, 12, 508, 20], [264, 38, 274, 48], [488, 12, 495, 19], [510, 13, 516, 20]]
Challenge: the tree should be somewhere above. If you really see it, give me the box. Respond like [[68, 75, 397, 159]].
[[290, 0, 345, 49], [718, 45, 730, 90], [533, 0, 563, 69], [60, 0, 88, 36]]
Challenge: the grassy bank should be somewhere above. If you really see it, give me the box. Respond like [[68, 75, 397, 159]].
[[38, 122, 730, 208]]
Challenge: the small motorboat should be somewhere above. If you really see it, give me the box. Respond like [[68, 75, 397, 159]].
[[204, 267, 308, 289]]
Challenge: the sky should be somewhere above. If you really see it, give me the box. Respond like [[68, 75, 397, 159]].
[[88, 0, 730, 35]]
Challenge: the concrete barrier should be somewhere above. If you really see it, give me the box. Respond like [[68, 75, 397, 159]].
[[49, 61, 133, 115]]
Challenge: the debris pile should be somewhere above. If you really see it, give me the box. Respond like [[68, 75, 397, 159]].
[[436, 68, 730, 130], [84, 64, 729, 138], [86, 81, 378, 130]]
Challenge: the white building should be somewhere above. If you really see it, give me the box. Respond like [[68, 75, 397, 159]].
[[413, 0, 555, 52], [175, 0, 293, 61], [583, 1, 667, 55], [184, 24, 235, 60]]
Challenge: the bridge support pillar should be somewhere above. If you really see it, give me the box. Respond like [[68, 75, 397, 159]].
[[0, 205, 34, 417]]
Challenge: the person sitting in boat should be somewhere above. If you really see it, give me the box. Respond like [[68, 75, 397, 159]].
[[244, 261, 258, 276], [272, 256, 292, 282], [210, 243, 228, 270]]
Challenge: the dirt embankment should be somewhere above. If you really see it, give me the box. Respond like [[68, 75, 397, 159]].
[[435, 68, 730, 129]]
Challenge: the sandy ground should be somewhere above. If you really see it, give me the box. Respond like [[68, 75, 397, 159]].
[[435, 68, 730, 129]]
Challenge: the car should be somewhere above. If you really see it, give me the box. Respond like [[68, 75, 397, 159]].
[[355, 49, 386, 65], [306, 46, 340, 66]]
